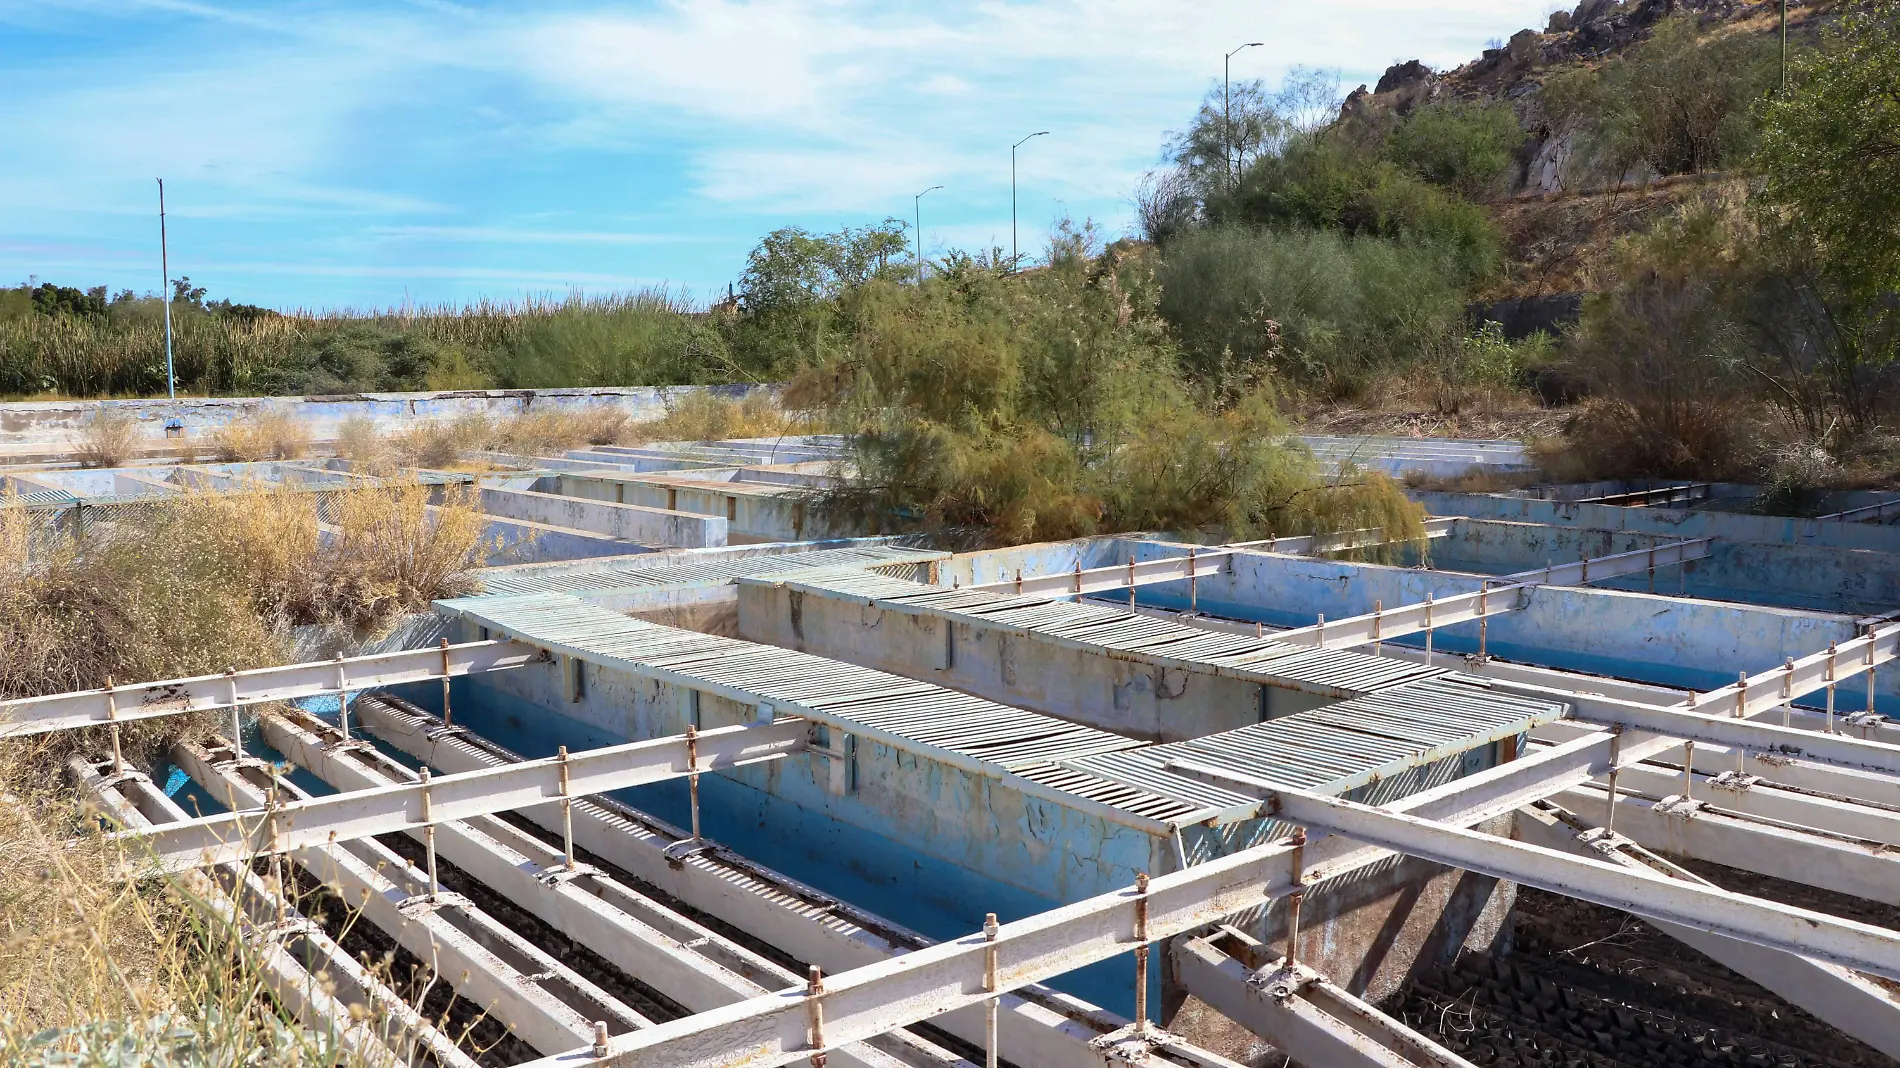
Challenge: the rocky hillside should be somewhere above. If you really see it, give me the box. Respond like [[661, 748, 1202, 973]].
[[1347, 0, 1835, 303]]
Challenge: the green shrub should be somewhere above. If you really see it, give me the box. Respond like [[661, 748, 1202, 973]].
[[1385, 99, 1526, 198], [1155, 224, 1469, 392]]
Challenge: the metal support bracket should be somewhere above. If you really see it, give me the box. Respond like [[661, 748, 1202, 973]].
[[661, 838, 715, 866], [395, 891, 471, 917], [1652, 794, 1707, 819], [534, 862, 603, 887], [1705, 770, 1760, 792], [1246, 959, 1321, 1001], [1086, 1023, 1165, 1063]]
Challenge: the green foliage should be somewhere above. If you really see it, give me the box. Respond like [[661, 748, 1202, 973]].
[[1756, 1, 1900, 300], [1208, 136, 1501, 283], [1384, 99, 1526, 198], [491, 291, 733, 389], [1456, 321, 1552, 389], [1540, 16, 1778, 180], [790, 226, 1426, 546], [726, 221, 911, 377], [1155, 224, 1470, 392]]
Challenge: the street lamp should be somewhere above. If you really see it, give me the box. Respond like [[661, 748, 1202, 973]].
[[1011, 131, 1049, 270], [914, 185, 943, 285], [1225, 42, 1264, 188]]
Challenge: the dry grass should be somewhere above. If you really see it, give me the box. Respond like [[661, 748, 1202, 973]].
[[0, 476, 496, 1061], [207, 411, 311, 463], [623, 391, 794, 444], [70, 409, 142, 469]]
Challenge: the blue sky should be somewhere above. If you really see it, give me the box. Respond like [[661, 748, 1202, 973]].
[[1, 0, 1559, 311]]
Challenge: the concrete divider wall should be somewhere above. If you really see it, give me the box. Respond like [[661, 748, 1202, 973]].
[[0, 385, 774, 451], [1131, 544, 1889, 709], [553, 473, 839, 543], [737, 579, 1300, 741], [1414, 490, 1900, 553], [1432, 519, 1900, 615], [477, 486, 726, 548]]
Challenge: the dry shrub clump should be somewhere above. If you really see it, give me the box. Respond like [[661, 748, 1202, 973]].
[[0, 739, 371, 1065], [625, 391, 793, 444], [71, 408, 142, 468], [207, 410, 312, 462], [150, 480, 494, 632]]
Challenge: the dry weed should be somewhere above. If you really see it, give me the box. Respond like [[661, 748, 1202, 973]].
[[333, 415, 387, 469], [389, 413, 492, 469], [208, 411, 311, 463], [71, 409, 141, 469], [624, 391, 792, 444]]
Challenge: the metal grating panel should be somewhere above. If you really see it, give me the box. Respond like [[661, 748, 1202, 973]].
[[477, 545, 947, 597], [762, 570, 1445, 699]]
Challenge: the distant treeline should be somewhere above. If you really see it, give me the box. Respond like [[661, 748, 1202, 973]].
[[0, 278, 749, 398]]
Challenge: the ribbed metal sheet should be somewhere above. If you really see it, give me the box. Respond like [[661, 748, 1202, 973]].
[[438, 592, 1148, 783], [1060, 673, 1568, 818], [477, 545, 946, 597], [763, 570, 1444, 698]]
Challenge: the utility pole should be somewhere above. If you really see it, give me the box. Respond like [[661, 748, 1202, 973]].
[[1011, 131, 1049, 270], [157, 178, 175, 399], [913, 185, 942, 286], [1224, 42, 1264, 188], [1780, 0, 1788, 92]]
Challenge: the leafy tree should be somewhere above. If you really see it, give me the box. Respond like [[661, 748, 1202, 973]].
[[1540, 16, 1778, 181], [29, 284, 108, 318], [739, 221, 909, 313], [1756, 1, 1900, 299]]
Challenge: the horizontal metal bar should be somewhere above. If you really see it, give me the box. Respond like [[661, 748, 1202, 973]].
[[1266, 786, 1900, 982], [520, 832, 1316, 1068], [121, 719, 806, 871], [966, 549, 1233, 597], [0, 640, 541, 736], [1271, 584, 1529, 650], [1688, 623, 1898, 718], [1575, 484, 1711, 507], [1492, 537, 1710, 588], [1228, 516, 1460, 555], [1817, 498, 1900, 523], [1515, 684, 1900, 777]]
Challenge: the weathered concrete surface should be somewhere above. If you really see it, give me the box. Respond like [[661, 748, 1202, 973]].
[[477, 486, 726, 548], [0, 385, 773, 460], [736, 578, 1319, 741], [1425, 518, 1900, 615], [477, 513, 654, 565], [1414, 490, 1900, 554], [553, 471, 842, 542], [1133, 543, 1892, 709]]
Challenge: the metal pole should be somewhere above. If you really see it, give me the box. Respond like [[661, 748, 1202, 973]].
[[1011, 132, 1048, 270], [1781, 0, 1788, 92], [157, 178, 175, 400], [1223, 43, 1263, 188], [913, 185, 942, 286]]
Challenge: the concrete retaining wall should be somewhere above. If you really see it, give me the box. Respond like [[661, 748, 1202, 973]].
[[1414, 490, 1900, 553], [477, 486, 726, 548]]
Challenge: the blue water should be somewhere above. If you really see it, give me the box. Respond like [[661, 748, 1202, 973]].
[[383, 678, 1155, 1017]]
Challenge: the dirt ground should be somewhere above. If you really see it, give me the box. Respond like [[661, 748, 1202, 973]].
[[1381, 860, 1899, 1068]]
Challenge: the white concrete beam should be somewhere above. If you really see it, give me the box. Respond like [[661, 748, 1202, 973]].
[[261, 711, 951, 1068], [177, 741, 650, 1056], [355, 696, 1128, 1068], [1173, 931, 1476, 1068], [66, 756, 474, 1068], [123, 718, 806, 870], [1519, 804, 1900, 1059], [0, 639, 538, 736]]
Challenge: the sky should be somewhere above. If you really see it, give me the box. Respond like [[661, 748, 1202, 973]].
[[0, 0, 1560, 311]]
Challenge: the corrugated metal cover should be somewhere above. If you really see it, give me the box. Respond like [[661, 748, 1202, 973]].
[[478, 545, 947, 597], [762, 570, 1444, 698]]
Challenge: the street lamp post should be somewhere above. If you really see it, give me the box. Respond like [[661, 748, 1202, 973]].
[[157, 178, 175, 400], [1225, 42, 1264, 188], [1011, 131, 1049, 270], [914, 185, 943, 286]]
